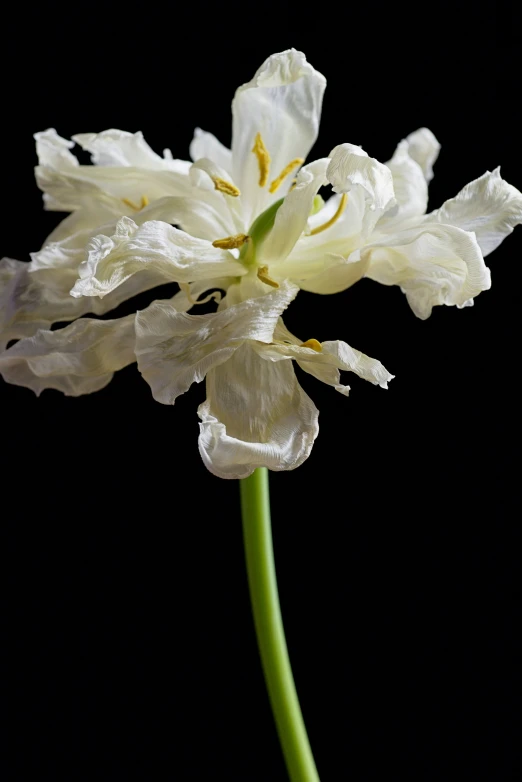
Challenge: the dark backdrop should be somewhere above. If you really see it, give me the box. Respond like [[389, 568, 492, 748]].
[[3, 3, 521, 780]]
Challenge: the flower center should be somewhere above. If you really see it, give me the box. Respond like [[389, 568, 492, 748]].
[[300, 339, 322, 352]]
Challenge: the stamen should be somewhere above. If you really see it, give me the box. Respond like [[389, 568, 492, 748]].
[[300, 339, 322, 352], [257, 266, 279, 288], [212, 177, 241, 197], [309, 194, 348, 236], [212, 234, 250, 250], [179, 282, 223, 306], [269, 158, 304, 193], [252, 132, 271, 187], [122, 195, 149, 212]]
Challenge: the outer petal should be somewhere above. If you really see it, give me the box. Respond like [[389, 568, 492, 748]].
[[403, 128, 440, 183], [135, 281, 298, 404], [261, 159, 329, 264], [198, 343, 319, 479], [364, 223, 491, 319], [231, 49, 326, 225], [253, 321, 393, 395], [190, 128, 233, 173], [0, 315, 136, 396], [35, 129, 191, 215], [327, 144, 396, 215], [425, 168, 522, 256], [379, 139, 428, 227], [72, 129, 190, 172], [70, 217, 245, 299]]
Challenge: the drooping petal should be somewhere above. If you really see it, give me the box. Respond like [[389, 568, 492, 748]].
[[231, 49, 326, 225], [261, 159, 329, 264], [70, 217, 245, 299], [403, 127, 440, 183], [72, 129, 191, 172], [135, 281, 298, 405], [198, 343, 319, 479], [253, 321, 393, 395], [190, 128, 233, 173], [425, 168, 522, 256], [327, 144, 396, 216], [0, 315, 136, 396], [363, 223, 491, 319]]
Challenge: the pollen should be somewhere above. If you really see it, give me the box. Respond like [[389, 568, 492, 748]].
[[269, 158, 304, 193], [122, 195, 149, 211], [212, 234, 250, 250], [309, 193, 348, 236], [212, 177, 241, 197], [257, 266, 279, 288], [300, 339, 322, 352], [252, 132, 271, 187]]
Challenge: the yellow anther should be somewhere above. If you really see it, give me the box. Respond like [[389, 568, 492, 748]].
[[122, 195, 149, 212], [212, 234, 250, 250], [252, 132, 271, 187], [257, 266, 279, 288], [212, 177, 241, 197], [309, 193, 348, 236], [269, 158, 304, 193], [300, 339, 322, 352]]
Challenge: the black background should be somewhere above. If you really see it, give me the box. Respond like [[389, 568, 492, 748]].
[[3, 3, 521, 780]]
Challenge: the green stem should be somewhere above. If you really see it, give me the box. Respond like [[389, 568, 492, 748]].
[[240, 468, 320, 782]]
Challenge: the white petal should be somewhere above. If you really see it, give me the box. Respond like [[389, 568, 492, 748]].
[[253, 321, 393, 394], [403, 128, 440, 182], [34, 128, 78, 169], [73, 129, 190, 172], [364, 223, 491, 319], [70, 217, 245, 299], [1, 210, 193, 345], [261, 159, 328, 264], [0, 315, 136, 396], [231, 49, 326, 225], [198, 343, 319, 479], [190, 128, 232, 173], [327, 144, 396, 215], [379, 139, 428, 227], [425, 168, 522, 256], [278, 250, 369, 295], [135, 281, 298, 405]]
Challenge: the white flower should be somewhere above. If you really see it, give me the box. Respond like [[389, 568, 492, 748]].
[[135, 281, 392, 479]]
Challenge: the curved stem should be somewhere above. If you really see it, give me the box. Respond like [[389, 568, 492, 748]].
[[240, 468, 320, 782]]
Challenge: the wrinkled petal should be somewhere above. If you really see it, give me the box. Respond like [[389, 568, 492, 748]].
[[403, 127, 440, 182], [262, 159, 328, 264], [425, 168, 522, 256], [35, 129, 191, 216], [190, 128, 232, 173], [72, 129, 190, 172], [135, 281, 298, 404], [0, 315, 136, 396], [198, 343, 319, 479], [327, 144, 396, 217], [70, 217, 245, 299], [253, 321, 393, 395], [364, 223, 491, 319], [231, 49, 326, 225], [276, 250, 369, 295]]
